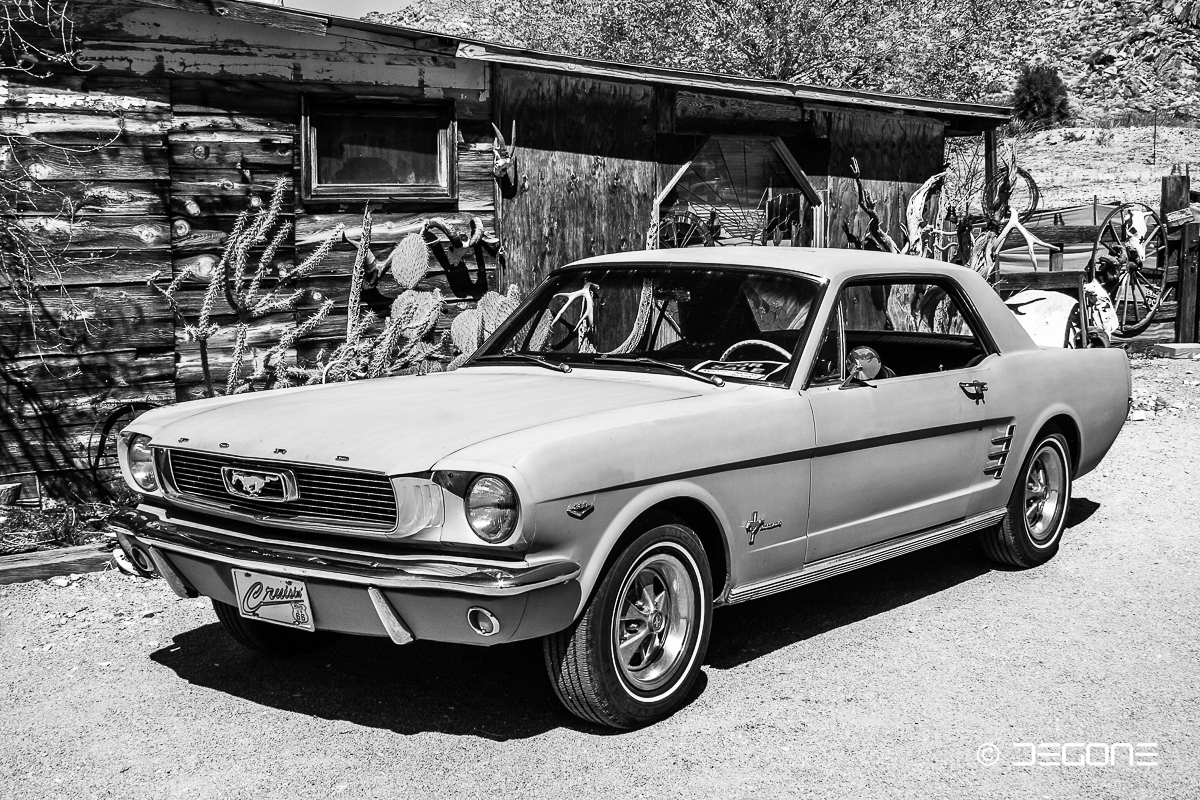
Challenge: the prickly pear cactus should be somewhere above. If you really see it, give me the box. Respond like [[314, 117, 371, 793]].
[[388, 234, 429, 291], [447, 284, 522, 370]]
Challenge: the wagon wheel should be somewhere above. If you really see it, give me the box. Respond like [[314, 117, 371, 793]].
[[652, 211, 715, 249], [1090, 203, 1169, 337], [984, 165, 1040, 229], [88, 402, 160, 499]]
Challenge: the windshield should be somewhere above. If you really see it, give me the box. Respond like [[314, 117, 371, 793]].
[[474, 266, 822, 386]]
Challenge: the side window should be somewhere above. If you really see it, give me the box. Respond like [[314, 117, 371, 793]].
[[810, 278, 988, 384]]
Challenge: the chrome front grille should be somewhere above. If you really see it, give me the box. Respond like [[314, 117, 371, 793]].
[[165, 450, 397, 529]]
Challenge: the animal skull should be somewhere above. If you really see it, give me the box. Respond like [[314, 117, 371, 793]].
[[491, 121, 517, 182]]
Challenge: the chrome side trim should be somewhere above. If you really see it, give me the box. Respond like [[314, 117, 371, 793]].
[[147, 546, 198, 599], [727, 508, 1007, 604], [368, 587, 415, 645]]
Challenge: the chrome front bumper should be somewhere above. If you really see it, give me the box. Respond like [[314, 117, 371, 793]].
[[111, 505, 579, 596], [108, 505, 582, 645]]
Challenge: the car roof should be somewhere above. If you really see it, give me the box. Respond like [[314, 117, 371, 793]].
[[564, 247, 982, 284]]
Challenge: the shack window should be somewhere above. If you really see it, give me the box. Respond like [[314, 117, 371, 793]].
[[653, 136, 820, 248], [302, 101, 455, 201]]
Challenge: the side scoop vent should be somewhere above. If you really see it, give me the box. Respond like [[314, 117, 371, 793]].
[[984, 424, 1016, 479]]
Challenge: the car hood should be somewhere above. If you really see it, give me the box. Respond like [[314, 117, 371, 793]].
[[137, 367, 706, 474]]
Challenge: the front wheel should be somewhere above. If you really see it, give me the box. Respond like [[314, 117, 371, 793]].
[[543, 518, 713, 729], [979, 429, 1072, 568]]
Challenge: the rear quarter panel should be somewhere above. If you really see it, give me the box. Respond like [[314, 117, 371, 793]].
[[965, 346, 1130, 518]]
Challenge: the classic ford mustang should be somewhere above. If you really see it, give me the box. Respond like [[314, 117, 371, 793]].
[[112, 249, 1130, 728]]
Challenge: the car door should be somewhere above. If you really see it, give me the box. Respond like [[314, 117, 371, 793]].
[[802, 276, 991, 563]]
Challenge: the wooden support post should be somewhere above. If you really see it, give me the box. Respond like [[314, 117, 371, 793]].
[[1177, 223, 1200, 344], [1163, 175, 1191, 299], [1049, 248, 1064, 272], [1162, 174, 1192, 220], [983, 129, 997, 203]]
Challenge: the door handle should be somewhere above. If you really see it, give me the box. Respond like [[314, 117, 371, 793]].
[[959, 380, 988, 401]]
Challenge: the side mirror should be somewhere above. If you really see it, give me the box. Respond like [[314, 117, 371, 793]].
[[839, 366, 874, 390]]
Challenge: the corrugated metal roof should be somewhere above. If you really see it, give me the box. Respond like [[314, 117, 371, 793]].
[[449, 41, 1011, 128], [260, 1, 1011, 129]]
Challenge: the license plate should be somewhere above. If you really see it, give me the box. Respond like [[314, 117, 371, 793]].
[[232, 569, 315, 632]]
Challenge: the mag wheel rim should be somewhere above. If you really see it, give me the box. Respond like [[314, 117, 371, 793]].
[[1025, 445, 1066, 543], [613, 552, 696, 693]]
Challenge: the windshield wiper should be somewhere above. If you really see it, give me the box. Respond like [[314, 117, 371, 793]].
[[594, 355, 724, 387], [472, 353, 572, 373]]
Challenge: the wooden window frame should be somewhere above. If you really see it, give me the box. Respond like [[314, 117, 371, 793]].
[[301, 98, 457, 203]]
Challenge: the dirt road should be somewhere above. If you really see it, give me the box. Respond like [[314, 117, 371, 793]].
[[2, 357, 1197, 800]]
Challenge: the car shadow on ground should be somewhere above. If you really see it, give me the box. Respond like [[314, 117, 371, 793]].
[[706, 496, 1101, 670], [706, 534, 991, 670], [149, 498, 1098, 737], [1066, 497, 1100, 528], [150, 623, 592, 739]]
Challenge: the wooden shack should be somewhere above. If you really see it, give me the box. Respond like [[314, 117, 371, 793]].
[[0, 0, 1009, 500]]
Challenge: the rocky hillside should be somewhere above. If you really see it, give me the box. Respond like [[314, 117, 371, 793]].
[[988, 0, 1200, 120]]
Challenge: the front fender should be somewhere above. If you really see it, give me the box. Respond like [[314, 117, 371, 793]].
[[531, 480, 733, 620]]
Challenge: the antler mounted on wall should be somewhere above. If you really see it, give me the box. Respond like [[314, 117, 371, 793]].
[[491, 121, 519, 197], [421, 216, 502, 300]]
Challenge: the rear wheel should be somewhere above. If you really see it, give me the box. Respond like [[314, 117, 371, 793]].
[[543, 517, 712, 729], [979, 429, 1072, 568], [212, 600, 326, 657]]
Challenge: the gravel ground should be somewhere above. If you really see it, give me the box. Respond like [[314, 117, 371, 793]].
[[2, 358, 1198, 800]]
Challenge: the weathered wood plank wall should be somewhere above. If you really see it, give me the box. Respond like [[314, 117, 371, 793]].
[[497, 69, 658, 295], [1, 70, 175, 498]]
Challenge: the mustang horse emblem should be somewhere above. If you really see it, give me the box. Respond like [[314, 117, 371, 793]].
[[231, 472, 277, 496], [221, 466, 294, 501]]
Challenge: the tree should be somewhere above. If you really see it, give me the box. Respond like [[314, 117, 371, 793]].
[[1012, 63, 1070, 127]]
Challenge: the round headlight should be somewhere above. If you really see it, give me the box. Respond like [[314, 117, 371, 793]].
[[465, 475, 518, 543], [126, 434, 158, 492]]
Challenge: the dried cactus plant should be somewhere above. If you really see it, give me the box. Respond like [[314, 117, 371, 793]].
[[276, 223, 450, 385], [150, 179, 339, 397], [152, 181, 509, 394]]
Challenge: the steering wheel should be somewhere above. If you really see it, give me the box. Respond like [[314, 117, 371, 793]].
[[720, 339, 792, 361]]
